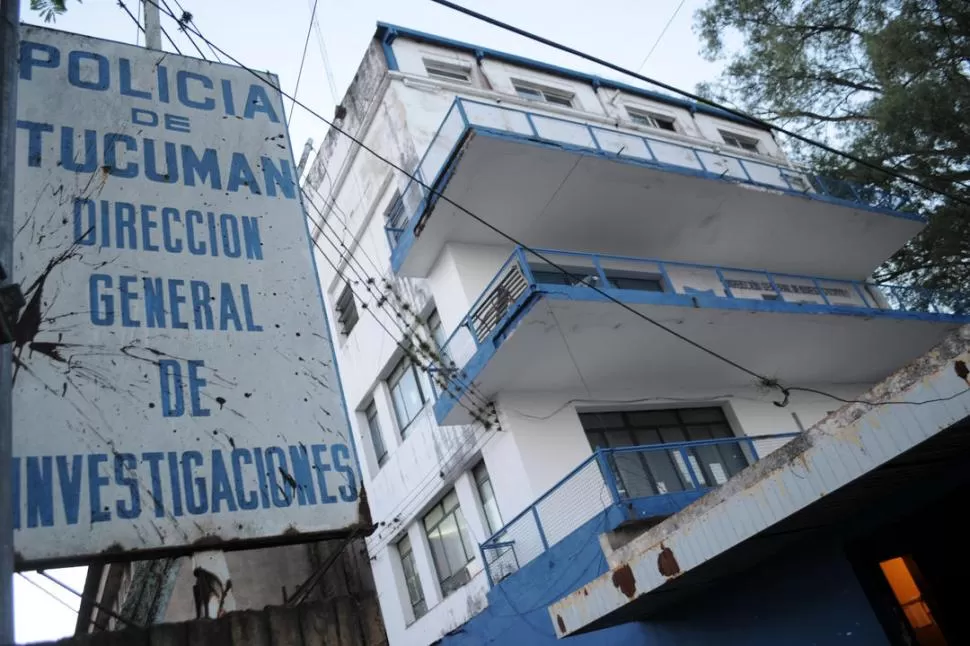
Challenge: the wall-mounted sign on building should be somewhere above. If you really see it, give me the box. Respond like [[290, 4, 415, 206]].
[[11, 26, 362, 567]]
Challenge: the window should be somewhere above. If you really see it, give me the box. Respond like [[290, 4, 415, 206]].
[[626, 108, 676, 132], [423, 490, 474, 595], [879, 556, 947, 645], [529, 263, 599, 287], [365, 400, 387, 465], [398, 535, 427, 621], [511, 80, 574, 108], [581, 408, 748, 498], [719, 130, 760, 153], [389, 357, 427, 434], [335, 284, 358, 335], [424, 58, 472, 84], [384, 190, 407, 230], [474, 461, 502, 536], [427, 309, 447, 354], [604, 270, 664, 292]]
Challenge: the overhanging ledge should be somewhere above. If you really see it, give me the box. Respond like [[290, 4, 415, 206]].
[[548, 324, 970, 637]]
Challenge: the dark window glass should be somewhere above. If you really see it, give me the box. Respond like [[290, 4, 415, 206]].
[[336, 284, 358, 335]]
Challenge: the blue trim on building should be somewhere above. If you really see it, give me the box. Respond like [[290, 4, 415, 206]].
[[431, 249, 969, 425], [388, 108, 923, 273], [373, 22, 763, 129]]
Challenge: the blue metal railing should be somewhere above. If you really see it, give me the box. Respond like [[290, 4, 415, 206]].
[[479, 433, 800, 585], [427, 247, 967, 401], [385, 97, 915, 251]]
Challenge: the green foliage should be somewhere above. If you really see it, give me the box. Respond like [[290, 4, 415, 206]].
[[696, 0, 970, 312], [30, 0, 74, 23]]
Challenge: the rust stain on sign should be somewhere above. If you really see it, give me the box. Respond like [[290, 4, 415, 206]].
[[556, 614, 566, 633], [657, 545, 680, 578], [611, 563, 636, 599]]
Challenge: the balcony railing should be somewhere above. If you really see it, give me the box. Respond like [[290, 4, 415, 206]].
[[385, 97, 915, 249], [480, 434, 799, 586], [427, 248, 967, 400]]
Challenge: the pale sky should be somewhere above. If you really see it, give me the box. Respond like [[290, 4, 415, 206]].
[[12, 0, 722, 641]]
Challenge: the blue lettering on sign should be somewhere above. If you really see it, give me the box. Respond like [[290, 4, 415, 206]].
[[182, 450, 208, 515], [209, 451, 238, 513], [56, 455, 83, 526], [19, 41, 285, 124], [16, 120, 53, 167], [119, 58, 151, 99], [88, 454, 111, 523], [61, 126, 98, 173], [89, 274, 114, 326], [11, 445, 357, 526], [104, 133, 138, 177], [231, 449, 258, 511], [143, 452, 166, 518], [159, 359, 185, 417], [114, 453, 141, 520], [26, 456, 54, 528], [68, 50, 109, 91]]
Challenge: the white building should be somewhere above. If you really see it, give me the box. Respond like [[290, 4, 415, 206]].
[[302, 23, 968, 646]]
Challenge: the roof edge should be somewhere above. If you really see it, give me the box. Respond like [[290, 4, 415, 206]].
[[374, 22, 765, 130]]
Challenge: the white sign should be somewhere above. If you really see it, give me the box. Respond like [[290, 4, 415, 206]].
[[12, 26, 363, 566]]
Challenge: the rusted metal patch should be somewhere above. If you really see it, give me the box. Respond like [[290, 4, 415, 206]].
[[556, 614, 566, 633], [657, 545, 680, 577], [611, 563, 636, 599]]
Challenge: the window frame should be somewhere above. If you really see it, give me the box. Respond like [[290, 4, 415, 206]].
[[719, 130, 761, 153], [423, 490, 475, 596], [625, 107, 677, 132], [388, 357, 427, 435], [423, 58, 473, 84], [364, 399, 387, 466], [473, 461, 502, 537], [335, 283, 358, 335], [511, 79, 575, 108], [398, 535, 428, 621]]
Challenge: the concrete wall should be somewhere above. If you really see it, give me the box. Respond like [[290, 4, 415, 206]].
[[300, 29, 849, 646], [640, 541, 889, 645], [48, 599, 386, 646], [437, 515, 888, 646]]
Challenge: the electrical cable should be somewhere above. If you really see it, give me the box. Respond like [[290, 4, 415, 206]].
[[303, 189, 493, 410], [428, 0, 970, 211], [305, 0, 339, 104], [170, 0, 223, 62], [116, 0, 182, 55], [159, 0, 207, 61], [141, 0, 970, 554], [140, 0, 775, 396], [16, 573, 95, 624], [288, 0, 320, 125], [635, 0, 686, 72], [305, 193, 493, 418], [35, 570, 143, 630]]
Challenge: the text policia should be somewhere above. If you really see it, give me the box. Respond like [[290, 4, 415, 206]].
[[12, 37, 363, 531]]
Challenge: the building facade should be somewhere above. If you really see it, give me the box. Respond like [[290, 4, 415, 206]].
[[303, 23, 969, 646]]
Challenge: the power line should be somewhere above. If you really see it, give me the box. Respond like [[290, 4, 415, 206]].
[[288, 0, 320, 125], [428, 0, 970, 210], [141, 0, 774, 396], [142, 2, 970, 547], [635, 0, 686, 72], [303, 189, 493, 415], [170, 0, 223, 62], [35, 570, 142, 631], [159, 0, 208, 61], [305, 0, 339, 104], [116, 1, 182, 55]]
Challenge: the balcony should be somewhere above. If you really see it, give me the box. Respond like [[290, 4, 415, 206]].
[[480, 433, 799, 586], [430, 248, 969, 426], [386, 98, 924, 280]]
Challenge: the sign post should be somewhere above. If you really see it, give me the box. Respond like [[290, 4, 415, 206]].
[[10, 27, 364, 567], [1, 0, 20, 641]]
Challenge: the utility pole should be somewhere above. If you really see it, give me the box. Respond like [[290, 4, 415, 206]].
[[143, 0, 162, 50], [0, 0, 19, 641]]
